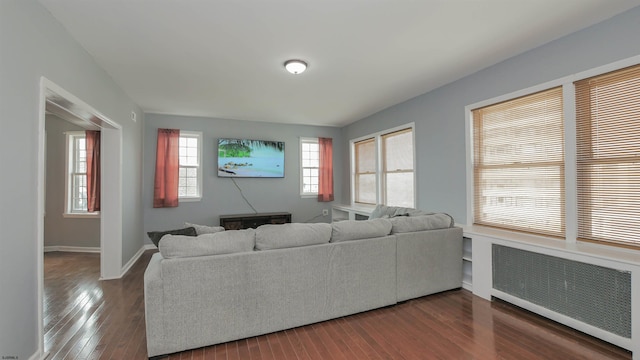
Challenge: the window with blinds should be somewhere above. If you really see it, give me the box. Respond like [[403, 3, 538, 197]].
[[353, 126, 416, 207], [575, 64, 640, 249], [382, 128, 414, 207], [354, 138, 376, 204], [472, 87, 565, 237]]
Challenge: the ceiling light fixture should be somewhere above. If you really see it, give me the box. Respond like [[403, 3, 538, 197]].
[[284, 59, 307, 75]]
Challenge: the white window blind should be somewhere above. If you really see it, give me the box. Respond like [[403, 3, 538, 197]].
[[473, 87, 565, 237], [382, 128, 414, 207], [354, 138, 376, 204], [575, 64, 640, 249]]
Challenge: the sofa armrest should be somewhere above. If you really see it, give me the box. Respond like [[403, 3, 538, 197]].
[[144, 252, 166, 357], [396, 227, 463, 302]]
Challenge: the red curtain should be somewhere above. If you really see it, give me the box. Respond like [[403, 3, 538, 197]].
[[318, 137, 334, 202], [153, 129, 180, 208], [85, 130, 101, 212]]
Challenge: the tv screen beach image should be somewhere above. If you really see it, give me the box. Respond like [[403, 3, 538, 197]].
[[218, 139, 285, 178]]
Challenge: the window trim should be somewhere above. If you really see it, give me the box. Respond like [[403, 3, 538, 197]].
[[299, 137, 319, 198], [465, 54, 640, 249], [64, 131, 99, 218], [178, 130, 203, 202], [350, 123, 416, 207]]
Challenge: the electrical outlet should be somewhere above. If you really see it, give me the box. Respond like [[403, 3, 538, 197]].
[[322, 209, 329, 216]]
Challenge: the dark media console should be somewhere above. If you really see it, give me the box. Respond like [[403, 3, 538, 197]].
[[219, 212, 292, 230]]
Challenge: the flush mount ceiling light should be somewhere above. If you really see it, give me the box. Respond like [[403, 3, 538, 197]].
[[284, 59, 307, 75]]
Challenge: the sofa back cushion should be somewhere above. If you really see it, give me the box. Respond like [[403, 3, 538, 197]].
[[389, 213, 454, 234], [330, 218, 392, 242], [255, 223, 332, 250], [159, 229, 255, 258]]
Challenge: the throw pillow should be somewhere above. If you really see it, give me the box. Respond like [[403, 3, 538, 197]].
[[147, 227, 197, 247], [184, 222, 226, 235]]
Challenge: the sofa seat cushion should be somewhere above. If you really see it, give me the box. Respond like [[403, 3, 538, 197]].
[[390, 213, 454, 234], [159, 229, 255, 258], [330, 218, 392, 242], [255, 223, 332, 250]]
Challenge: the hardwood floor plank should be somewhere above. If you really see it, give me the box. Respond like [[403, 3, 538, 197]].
[[44, 251, 632, 360], [284, 328, 311, 360]]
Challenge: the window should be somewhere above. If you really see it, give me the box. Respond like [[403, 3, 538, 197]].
[[65, 132, 95, 215], [472, 87, 565, 237], [178, 131, 202, 200], [575, 64, 640, 249], [300, 138, 319, 196], [354, 138, 376, 204], [382, 128, 414, 207], [352, 125, 415, 207]]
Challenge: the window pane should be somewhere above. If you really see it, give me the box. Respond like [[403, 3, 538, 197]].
[[385, 172, 414, 208], [356, 174, 376, 204], [478, 166, 563, 234], [356, 139, 375, 173], [384, 130, 413, 171]]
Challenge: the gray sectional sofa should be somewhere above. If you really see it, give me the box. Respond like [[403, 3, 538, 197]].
[[144, 209, 463, 357]]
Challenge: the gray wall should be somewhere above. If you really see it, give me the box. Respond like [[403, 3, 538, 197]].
[[342, 6, 640, 225], [143, 114, 342, 241], [0, 1, 143, 358], [44, 115, 100, 248]]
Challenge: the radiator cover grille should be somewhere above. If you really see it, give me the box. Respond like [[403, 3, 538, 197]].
[[492, 244, 631, 338]]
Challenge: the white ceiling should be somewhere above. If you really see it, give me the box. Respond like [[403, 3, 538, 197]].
[[39, 0, 640, 127]]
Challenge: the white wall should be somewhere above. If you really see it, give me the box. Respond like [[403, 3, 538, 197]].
[[342, 6, 640, 224], [143, 114, 342, 239], [44, 115, 100, 248], [0, 1, 143, 358]]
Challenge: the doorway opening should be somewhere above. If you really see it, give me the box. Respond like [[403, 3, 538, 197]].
[[37, 77, 124, 356]]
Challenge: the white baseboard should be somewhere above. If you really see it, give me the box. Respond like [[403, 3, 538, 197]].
[[28, 349, 48, 360], [44, 245, 100, 253], [109, 244, 157, 280]]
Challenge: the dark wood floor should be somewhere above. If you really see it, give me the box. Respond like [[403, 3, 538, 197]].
[[44, 250, 631, 360]]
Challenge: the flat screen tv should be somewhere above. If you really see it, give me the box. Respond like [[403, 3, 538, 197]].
[[217, 138, 285, 178]]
